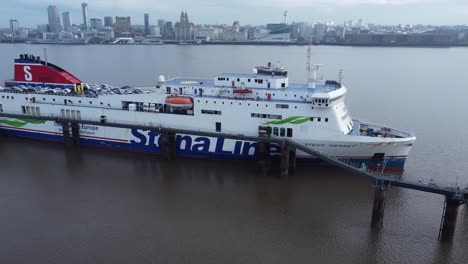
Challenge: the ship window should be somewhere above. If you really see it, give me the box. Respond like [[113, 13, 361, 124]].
[[295, 106, 297, 109], [11, 96, 14, 99], [325, 118, 329, 122], [1, 96, 4, 98], [21, 106, 26, 114], [310, 117, 314, 121], [100, 102, 103, 105], [53, 99, 55, 101], [276, 104, 289, 109], [79, 100, 82, 103], [216, 122, 221, 132], [287, 128, 293, 138], [237, 78, 240, 82], [281, 83, 286, 88], [43, 98, 45, 101], [227, 78, 229, 81], [273, 127, 279, 136], [248, 79, 251, 82], [251, 113, 282, 119], [318, 118, 321, 122], [89, 101, 92, 104], [280, 128, 286, 137], [202, 109, 221, 115]]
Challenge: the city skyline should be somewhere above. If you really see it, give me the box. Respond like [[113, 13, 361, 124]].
[[2, 0, 468, 28]]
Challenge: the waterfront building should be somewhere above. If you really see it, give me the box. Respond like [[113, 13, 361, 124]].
[[114, 16, 132, 37], [81, 3, 89, 30], [222, 21, 247, 41], [9, 19, 19, 39], [37, 24, 49, 33], [162, 21, 174, 39], [144, 14, 150, 36], [90, 18, 103, 31], [47, 5, 62, 33], [62, 12, 72, 31], [149, 26, 161, 37], [174, 11, 195, 41], [196, 27, 219, 40], [104, 16, 114, 27], [157, 19, 165, 29]]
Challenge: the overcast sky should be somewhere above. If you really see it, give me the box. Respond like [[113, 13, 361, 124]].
[[3, 0, 468, 28]]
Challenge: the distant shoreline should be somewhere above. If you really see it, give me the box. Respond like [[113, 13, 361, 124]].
[[2, 40, 468, 48]]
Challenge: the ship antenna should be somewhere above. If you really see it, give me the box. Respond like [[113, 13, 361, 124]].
[[43, 48, 48, 66], [306, 37, 312, 88]]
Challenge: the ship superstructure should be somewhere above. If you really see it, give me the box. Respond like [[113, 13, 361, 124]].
[[0, 54, 416, 170]]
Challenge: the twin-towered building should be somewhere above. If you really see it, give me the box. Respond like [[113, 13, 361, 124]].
[[174, 11, 195, 41]]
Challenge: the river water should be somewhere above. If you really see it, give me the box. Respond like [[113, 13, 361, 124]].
[[0, 44, 467, 263]]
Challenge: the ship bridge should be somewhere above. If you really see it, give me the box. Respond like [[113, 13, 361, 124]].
[[214, 73, 288, 89]]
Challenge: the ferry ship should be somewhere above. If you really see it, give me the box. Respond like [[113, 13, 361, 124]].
[[0, 54, 416, 171]]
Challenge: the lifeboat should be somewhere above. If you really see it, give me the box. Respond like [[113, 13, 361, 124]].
[[165, 96, 193, 109], [233, 88, 253, 94]]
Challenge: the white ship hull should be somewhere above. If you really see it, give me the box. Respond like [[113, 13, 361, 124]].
[[0, 118, 413, 170]]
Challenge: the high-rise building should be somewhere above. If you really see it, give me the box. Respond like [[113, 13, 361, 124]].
[[114, 16, 131, 36], [144, 14, 150, 36], [162, 21, 174, 39], [9, 19, 19, 38], [157, 19, 165, 29], [104, 16, 114, 27], [174, 11, 195, 41], [47, 6, 62, 33], [81, 3, 89, 30], [62, 11, 72, 31], [90, 18, 103, 31]]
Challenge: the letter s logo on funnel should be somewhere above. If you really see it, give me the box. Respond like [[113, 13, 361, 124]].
[[24, 66, 32, 81]]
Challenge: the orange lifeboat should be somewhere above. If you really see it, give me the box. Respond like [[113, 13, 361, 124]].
[[165, 96, 193, 109], [233, 88, 253, 94]]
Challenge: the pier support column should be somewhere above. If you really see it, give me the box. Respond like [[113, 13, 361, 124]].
[[371, 186, 387, 229], [161, 132, 176, 160], [61, 122, 71, 145], [280, 144, 290, 177], [439, 197, 463, 242], [71, 122, 80, 145], [257, 142, 271, 176], [288, 147, 297, 175]]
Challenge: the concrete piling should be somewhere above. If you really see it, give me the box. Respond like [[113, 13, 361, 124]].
[[280, 143, 290, 177], [61, 122, 71, 145], [439, 197, 463, 242], [71, 122, 80, 145], [161, 132, 176, 160], [371, 186, 387, 229], [288, 147, 297, 175], [257, 141, 271, 176]]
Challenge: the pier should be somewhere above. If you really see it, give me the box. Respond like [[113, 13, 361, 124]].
[[0, 112, 467, 242]]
